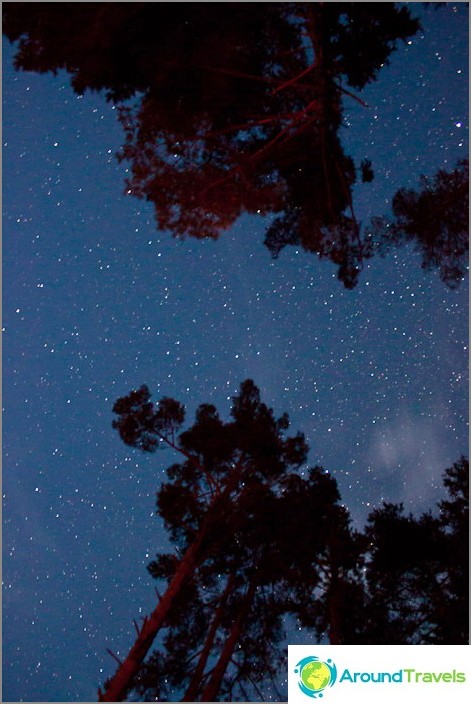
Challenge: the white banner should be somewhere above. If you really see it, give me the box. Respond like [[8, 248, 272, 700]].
[[288, 645, 470, 703]]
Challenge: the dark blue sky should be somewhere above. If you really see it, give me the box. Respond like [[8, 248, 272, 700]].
[[3, 4, 468, 701]]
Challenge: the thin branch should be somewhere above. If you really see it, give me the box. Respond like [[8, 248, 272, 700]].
[[106, 649, 123, 666], [156, 430, 218, 496], [197, 63, 308, 90], [198, 111, 301, 142], [246, 672, 267, 701], [197, 488, 218, 501], [238, 679, 251, 702], [333, 81, 369, 108], [272, 63, 316, 95]]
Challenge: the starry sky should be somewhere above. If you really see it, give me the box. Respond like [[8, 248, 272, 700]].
[[2, 4, 469, 702]]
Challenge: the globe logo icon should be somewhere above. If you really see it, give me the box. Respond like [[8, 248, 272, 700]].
[[294, 656, 337, 698]]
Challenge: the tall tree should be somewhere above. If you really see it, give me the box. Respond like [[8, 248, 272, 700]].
[[278, 468, 367, 645], [99, 379, 308, 701], [103, 378, 366, 701], [3, 2, 431, 287], [360, 457, 469, 644], [128, 466, 357, 701], [103, 378, 467, 698], [278, 456, 469, 650]]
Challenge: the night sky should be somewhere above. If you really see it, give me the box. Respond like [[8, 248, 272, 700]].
[[2, 4, 469, 702]]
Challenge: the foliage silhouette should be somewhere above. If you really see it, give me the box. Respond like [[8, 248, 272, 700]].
[[101, 379, 311, 700], [105, 378, 470, 699], [360, 456, 469, 645], [107, 373, 469, 699], [126, 465, 357, 701], [8, 2, 463, 288], [367, 160, 469, 288]]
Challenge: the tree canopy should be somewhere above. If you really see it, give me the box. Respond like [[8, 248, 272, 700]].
[[102, 379, 311, 700], [361, 457, 469, 645], [367, 159, 469, 288], [6, 3, 466, 288], [100, 379, 469, 700]]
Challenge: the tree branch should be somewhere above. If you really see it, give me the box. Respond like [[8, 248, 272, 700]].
[[106, 649, 123, 666], [272, 63, 316, 95], [333, 81, 369, 108]]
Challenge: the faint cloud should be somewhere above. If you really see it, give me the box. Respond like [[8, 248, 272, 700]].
[[368, 409, 454, 513]]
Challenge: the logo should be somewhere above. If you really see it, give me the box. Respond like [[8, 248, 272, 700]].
[[294, 656, 337, 699], [289, 646, 470, 703]]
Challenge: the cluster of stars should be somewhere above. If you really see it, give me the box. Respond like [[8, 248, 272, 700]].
[[3, 4, 469, 702]]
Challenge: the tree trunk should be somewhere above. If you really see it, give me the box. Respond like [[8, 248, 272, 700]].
[[325, 543, 345, 645], [98, 524, 208, 702], [199, 579, 257, 702], [327, 576, 344, 645], [98, 460, 247, 702], [182, 574, 236, 702]]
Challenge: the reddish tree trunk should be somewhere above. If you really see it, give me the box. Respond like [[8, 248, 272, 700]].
[[182, 574, 236, 702], [199, 579, 257, 702], [98, 525, 208, 702], [98, 460, 247, 702]]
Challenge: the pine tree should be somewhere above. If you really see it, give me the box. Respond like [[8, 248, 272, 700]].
[[3, 2, 424, 286], [102, 379, 365, 701], [99, 380, 308, 700], [360, 457, 469, 644]]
